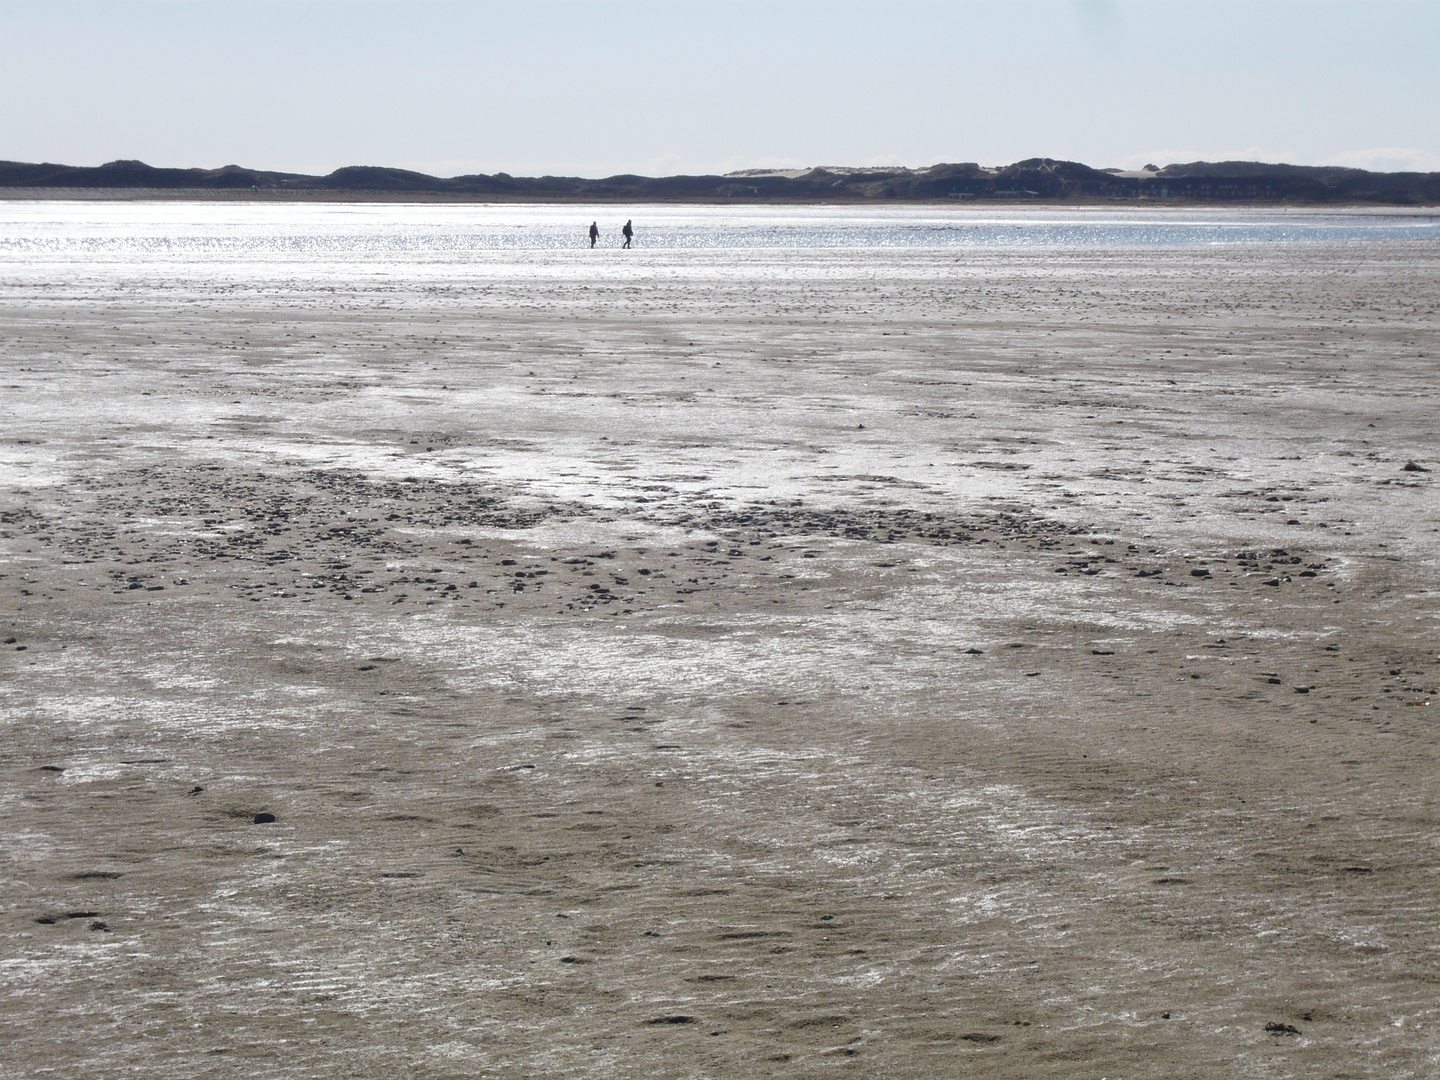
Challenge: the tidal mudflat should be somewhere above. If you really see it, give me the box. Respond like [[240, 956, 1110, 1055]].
[[2, 205, 1438, 1078]]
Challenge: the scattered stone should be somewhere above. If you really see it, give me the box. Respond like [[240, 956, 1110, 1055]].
[[1402, 461, 1430, 472], [253, 812, 276, 824], [89, 921, 108, 932], [38, 765, 65, 773], [188, 786, 204, 795], [958, 1032, 1000, 1043], [965, 648, 984, 655], [1265, 1022, 1301, 1035], [646, 1015, 695, 1025], [1190, 568, 1210, 577], [34, 916, 56, 924]]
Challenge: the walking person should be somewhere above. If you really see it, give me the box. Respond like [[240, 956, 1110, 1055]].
[[588, 221, 599, 248], [621, 219, 633, 249]]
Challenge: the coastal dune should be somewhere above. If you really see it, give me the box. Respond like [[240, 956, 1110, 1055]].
[[2, 224, 1439, 1077]]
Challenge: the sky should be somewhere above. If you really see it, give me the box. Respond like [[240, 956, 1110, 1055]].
[[1, 0, 1437, 178]]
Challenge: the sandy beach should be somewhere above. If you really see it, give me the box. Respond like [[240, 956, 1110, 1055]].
[[2, 214, 1439, 1077]]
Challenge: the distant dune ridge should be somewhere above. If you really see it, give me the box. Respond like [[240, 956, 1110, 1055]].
[[2, 157, 1438, 202]]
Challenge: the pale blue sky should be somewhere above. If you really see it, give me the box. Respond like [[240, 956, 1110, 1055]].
[[1, 1, 1437, 177]]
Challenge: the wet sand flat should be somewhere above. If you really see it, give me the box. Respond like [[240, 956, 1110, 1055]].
[[2, 237, 1439, 1077]]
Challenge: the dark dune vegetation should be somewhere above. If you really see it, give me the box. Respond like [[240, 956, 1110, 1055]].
[[2, 156, 1438, 203]]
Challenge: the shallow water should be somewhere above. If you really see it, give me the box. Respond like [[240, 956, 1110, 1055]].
[[2, 200, 1438, 256]]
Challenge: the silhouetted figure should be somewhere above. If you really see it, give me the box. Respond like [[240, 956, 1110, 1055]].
[[588, 221, 599, 248], [622, 220, 633, 249]]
